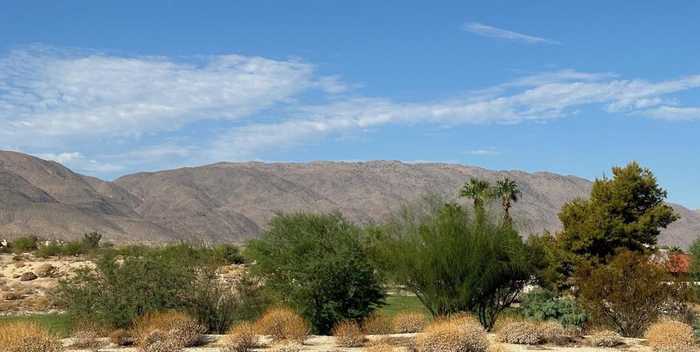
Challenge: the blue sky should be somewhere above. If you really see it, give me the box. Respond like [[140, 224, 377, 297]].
[[1, 1, 699, 208]]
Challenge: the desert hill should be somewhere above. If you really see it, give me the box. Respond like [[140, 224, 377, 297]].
[[0, 151, 698, 247]]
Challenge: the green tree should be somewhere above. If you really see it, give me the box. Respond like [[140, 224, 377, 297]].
[[245, 213, 385, 335], [369, 197, 531, 330], [558, 162, 678, 264], [494, 178, 520, 225], [459, 178, 492, 214]]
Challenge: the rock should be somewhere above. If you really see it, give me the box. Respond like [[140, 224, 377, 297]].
[[35, 264, 57, 278], [19, 272, 37, 281]]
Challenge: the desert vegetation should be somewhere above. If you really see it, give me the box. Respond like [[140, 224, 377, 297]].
[[1, 162, 699, 351]]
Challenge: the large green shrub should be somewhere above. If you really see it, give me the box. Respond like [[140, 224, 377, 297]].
[[368, 196, 531, 330], [10, 236, 39, 253], [519, 289, 587, 328], [576, 250, 687, 337], [246, 212, 385, 335]]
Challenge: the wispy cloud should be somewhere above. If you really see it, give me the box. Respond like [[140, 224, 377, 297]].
[[2, 47, 700, 177], [463, 22, 560, 45], [466, 148, 501, 156]]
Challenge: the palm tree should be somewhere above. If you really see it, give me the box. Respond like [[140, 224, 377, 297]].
[[459, 178, 492, 213], [494, 177, 520, 225]]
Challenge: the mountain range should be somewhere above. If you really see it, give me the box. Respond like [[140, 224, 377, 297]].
[[0, 150, 698, 247]]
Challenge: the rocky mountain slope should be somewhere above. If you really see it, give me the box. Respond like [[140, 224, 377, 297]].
[[0, 151, 698, 247]]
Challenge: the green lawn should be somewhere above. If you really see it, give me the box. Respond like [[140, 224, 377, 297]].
[[0, 313, 74, 337], [379, 294, 430, 318]]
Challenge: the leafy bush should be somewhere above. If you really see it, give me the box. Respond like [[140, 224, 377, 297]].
[[0, 321, 63, 352], [246, 213, 385, 334], [519, 289, 587, 328], [576, 250, 687, 337], [214, 244, 246, 265], [333, 320, 366, 347], [223, 322, 258, 352], [185, 267, 271, 333], [81, 232, 102, 250], [362, 312, 392, 334], [587, 330, 623, 347], [368, 197, 531, 330], [416, 318, 490, 352], [11, 236, 39, 253], [254, 307, 309, 343], [645, 320, 695, 352], [391, 312, 427, 333]]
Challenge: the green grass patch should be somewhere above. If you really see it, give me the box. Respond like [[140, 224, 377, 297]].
[[379, 294, 430, 318], [0, 313, 74, 337]]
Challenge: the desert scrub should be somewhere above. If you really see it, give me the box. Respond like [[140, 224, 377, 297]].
[[69, 329, 103, 349], [364, 343, 396, 352], [270, 341, 303, 352], [392, 312, 427, 333], [416, 319, 489, 352], [362, 312, 392, 334], [537, 321, 572, 345], [645, 320, 695, 352], [496, 320, 543, 345], [254, 307, 309, 343], [222, 322, 258, 352], [587, 330, 623, 347], [0, 321, 63, 352], [333, 320, 366, 347], [133, 311, 205, 348], [109, 329, 133, 346]]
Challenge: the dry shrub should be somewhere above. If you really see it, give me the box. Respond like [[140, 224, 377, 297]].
[[489, 343, 509, 352], [392, 312, 427, 333], [416, 319, 489, 352], [587, 330, 623, 347], [133, 311, 205, 349], [139, 330, 183, 352], [537, 321, 572, 345], [109, 329, 134, 346], [254, 307, 309, 343], [70, 329, 103, 349], [333, 320, 366, 347], [223, 322, 258, 352], [645, 320, 695, 352], [496, 321, 543, 345], [270, 341, 303, 352], [364, 343, 396, 352], [363, 312, 392, 334], [0, 321, 63, 352]]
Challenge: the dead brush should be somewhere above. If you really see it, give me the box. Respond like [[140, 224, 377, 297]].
[[587, 329, 623, 347], [0, 321, 63, 352], [222, 322, 258, 352], [132, 311, 205, 349], [254, 307, 309, 343], [332, 320, 366, 347], [495, 320, 543, 345], [416, 318, 489, 352], [391, 312, 427, 333], [109, 329, 134, 346], [645, 320, 695, 352], [362, 312, 392, 334], [363, 342, 396, 352]]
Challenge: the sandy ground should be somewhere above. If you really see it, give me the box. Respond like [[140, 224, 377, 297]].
[[61, 333, 652, 352]]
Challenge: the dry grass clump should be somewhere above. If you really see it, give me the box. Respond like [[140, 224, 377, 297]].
[[645, 320, 695, 352], [587, 330, 623, 347], [416, 319, 489, 352], [109, 329, 134, 346], [392, 312, 428, 333], [364, 343, 396, 352], [489, 343, 509, 352], [537, 321, 573, 345], [254, 307, 309, 343], [496, 320, 543, 345], [270, 341, 303, 352], [362, 312, 392, 334], [222, 322, 258, 352], [139, 330, 183, 352], [132, 311, 205, 350], [0, 321, 63, 352], [70, 329, 103, 349], [333, 320, 366, 347]]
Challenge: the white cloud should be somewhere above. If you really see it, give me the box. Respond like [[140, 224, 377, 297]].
[[35, 151, 83, 164], [33, 151, 124, 173], [463, 22, 560, 45], [643, 106, 700, 121], [0, 47, 324, 140], [466, 149, 500, 156]]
